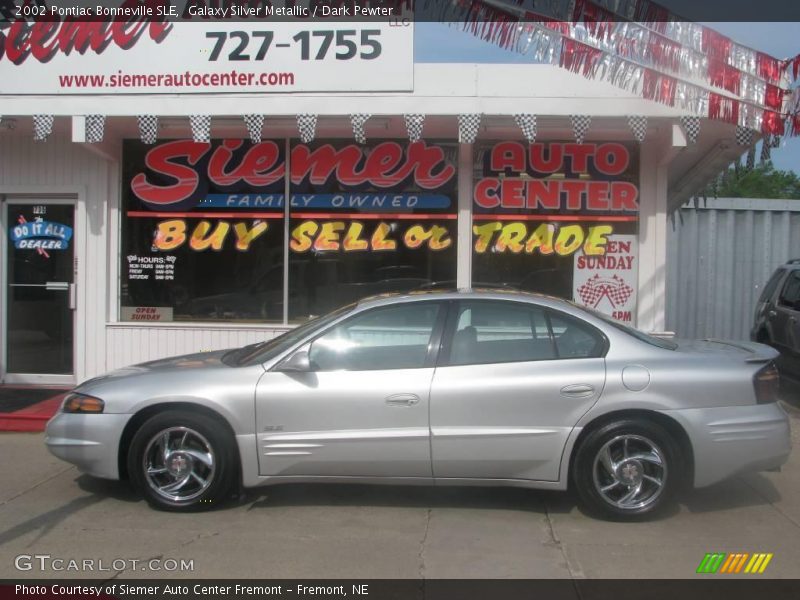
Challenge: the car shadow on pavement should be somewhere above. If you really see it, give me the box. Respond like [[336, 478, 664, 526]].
[[243, 484, 696, 521], [0, 494, 102, 548], [243, 483, 586, 516], [76, 474, 140, 503], [70, 473, 779, 520], [680, 473, 781, 514]]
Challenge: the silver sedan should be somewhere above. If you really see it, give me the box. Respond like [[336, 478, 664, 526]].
[[45, 290, 791, 520]]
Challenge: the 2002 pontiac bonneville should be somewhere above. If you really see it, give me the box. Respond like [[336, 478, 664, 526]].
[[45, 290, 791, 520]]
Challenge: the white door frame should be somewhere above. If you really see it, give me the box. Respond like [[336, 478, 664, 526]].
[[1, 195, 78, 385]]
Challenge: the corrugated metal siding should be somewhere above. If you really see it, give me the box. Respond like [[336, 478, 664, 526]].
[[666, 198, 800, 341], [105, 326, 289, 372]]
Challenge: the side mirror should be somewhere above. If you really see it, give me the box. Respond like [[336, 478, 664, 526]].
[[278, 349, 311, 372]]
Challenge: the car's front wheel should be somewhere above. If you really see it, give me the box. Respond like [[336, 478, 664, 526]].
[[128, 410, 236, 511], [572, 419, 681, 520]]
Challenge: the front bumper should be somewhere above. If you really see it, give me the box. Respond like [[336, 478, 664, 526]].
[[45, 412, 132, 480], [660, 402, 791, 488]]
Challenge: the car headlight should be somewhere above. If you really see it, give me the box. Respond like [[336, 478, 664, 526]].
[[61, 393, 105, 414]]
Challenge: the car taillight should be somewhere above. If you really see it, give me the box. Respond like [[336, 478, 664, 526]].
[[753, 363, 780, 404]]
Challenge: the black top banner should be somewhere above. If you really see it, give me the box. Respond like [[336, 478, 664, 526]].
[[1, 0, 799, 23]]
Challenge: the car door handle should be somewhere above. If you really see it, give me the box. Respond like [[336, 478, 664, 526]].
[[560, 384, 595, 398], [768, 310, 777, 318], [385, 393, 420, 407]]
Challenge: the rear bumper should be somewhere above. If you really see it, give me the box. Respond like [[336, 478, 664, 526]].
[[659, 402, 791, 488], [45, 412, 132, 480]]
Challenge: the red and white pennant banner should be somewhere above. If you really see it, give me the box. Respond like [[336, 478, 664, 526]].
[[420, 0, 799, 136]]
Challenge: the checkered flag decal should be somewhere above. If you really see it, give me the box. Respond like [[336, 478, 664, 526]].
[[679, 116, 700, 144], [85, 114, 105, 143], [458, 114, 482, 144], [760, 135, 772, 162], [746, 145, 756, 171], [297, 114, 318, 143], [190, 115, 211, 143], [350, 113, 371, 144], [513, 114, 537, 142], [137, 115, 158, 145], [577, 274, 633, 309], [627, 115, 647, 143], [404, 114, 425, 142], [243, 114, 264, 143], [33, 114, 54, 141], [570, 115, 591, 144], [735, 125, 754, 146]]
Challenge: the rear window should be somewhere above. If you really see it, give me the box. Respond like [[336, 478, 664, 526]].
[[575, 304, 678, 350]]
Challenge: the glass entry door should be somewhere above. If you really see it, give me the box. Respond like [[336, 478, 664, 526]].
[[2, 199, 76, 384]]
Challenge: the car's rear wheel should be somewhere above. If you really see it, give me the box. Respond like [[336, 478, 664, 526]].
[[128, 411, 235, 511], [573, 419, 681, 520]]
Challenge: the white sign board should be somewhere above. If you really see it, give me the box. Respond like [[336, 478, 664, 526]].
[[573, 234, 638, 325], [0, 21, 413, 95]]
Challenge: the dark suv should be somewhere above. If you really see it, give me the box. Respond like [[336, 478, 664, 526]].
[[752, 259, 800, 382]]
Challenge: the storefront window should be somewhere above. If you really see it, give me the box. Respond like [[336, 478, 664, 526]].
[[287, 140, 458, 321], [120, 139, 286, 323], [120, 138, 458, 324], [472, 141, 639, 324]]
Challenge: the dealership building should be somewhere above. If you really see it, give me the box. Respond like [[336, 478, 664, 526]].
[[0, 15, 795, 385]]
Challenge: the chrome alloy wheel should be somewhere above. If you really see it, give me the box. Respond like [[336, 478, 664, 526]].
[[591, 434, 667, 511], [143, 427, 216, 502]]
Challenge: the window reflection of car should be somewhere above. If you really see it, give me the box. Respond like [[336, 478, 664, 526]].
[[415, 280, 517, 291], [181, 260, 432, 321], [181, 263, 291, 321], [517, 268, 571, 297]]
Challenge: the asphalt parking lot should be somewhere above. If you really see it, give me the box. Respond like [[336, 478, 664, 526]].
[[1, 403, 799, 581]]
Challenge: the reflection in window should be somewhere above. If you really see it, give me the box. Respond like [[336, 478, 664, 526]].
[[450, 302, 555, 366], [548, 313, 605, 359], [288, 140, 458, 321], [759, 269, 785, 303], [120, 139, 286, 323], [779, 272, 800, 307], [309, 303, 441, 371]]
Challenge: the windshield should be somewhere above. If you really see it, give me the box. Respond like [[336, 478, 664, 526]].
[[572, 304, 678, 350], [228, 303, 356, 366]]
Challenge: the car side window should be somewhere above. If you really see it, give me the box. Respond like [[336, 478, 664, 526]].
[[759, 269, 785, 304], [778, 272, 800, 309], [548, 311, 606, 359], [308, 302, 441, 371], [448, 301, 557, 366]]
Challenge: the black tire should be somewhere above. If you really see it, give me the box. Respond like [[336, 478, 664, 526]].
[[128, 410, 236, 511], [572, 418, 682, 521]]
